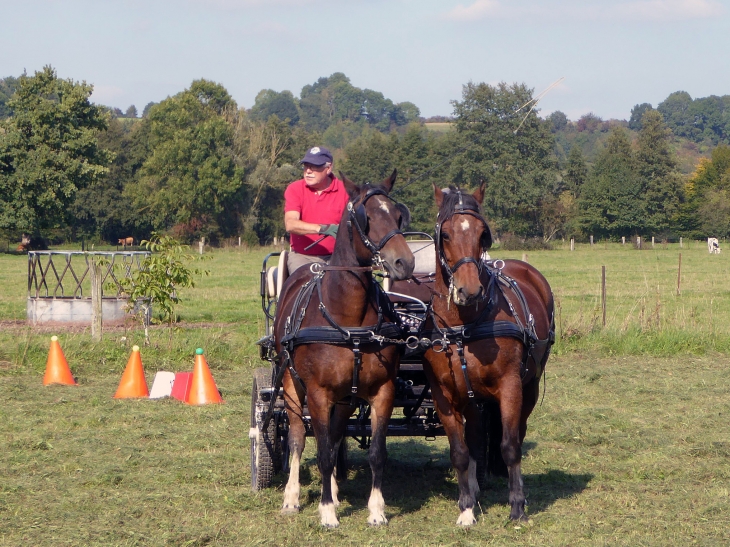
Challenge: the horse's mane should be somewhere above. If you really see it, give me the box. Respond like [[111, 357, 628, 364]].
[[439, 186, 483, 218]]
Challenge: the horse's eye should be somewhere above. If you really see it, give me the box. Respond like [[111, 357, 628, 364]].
[[442, 232, 450, 242]]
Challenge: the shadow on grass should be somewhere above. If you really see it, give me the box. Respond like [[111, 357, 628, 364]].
[[272, 438, 591, 521]]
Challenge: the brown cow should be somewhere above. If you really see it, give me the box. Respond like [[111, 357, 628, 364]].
[[117, 237, 134, 249]]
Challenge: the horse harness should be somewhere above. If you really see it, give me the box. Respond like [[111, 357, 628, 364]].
[[424, 262, 555, 398]]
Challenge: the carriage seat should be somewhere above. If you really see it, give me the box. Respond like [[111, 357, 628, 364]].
[[265, 251, 289, 299]]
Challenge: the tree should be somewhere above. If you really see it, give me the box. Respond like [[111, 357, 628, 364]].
[[142, 101, 156, 117], [397, 102, 421, 124], [0, 76, 20, 119], [0, 66, 112, 236], [118, 233, 209, 345], [578, 128, 644, 238], [450, 81, 559, 236], [657, 91, 697, 141], [564, 145, 588, 197], [250, 89, 300, 125], [547, 110, 568, 133], [124, 80, 243, 240], [628, 103, 653, 131], [125, 105, 138, 118], [634, 110, 683, 235]]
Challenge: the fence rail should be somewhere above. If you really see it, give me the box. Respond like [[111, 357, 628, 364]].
[[28, 251, 150, 299]]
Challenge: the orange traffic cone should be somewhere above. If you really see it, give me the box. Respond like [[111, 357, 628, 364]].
[[43, 336, 76, 386], [114, 345, 149, 398], [186, 348, 223, 405]]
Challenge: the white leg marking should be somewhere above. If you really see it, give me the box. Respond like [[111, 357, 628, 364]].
[[248, 427, 258, 439], [331, 469, 340, 507], [367, 487, 388, 526], [456, 507, 476, 526], [281, 452, 301, 514], [468, 457, 480, 499], [318, 502, 339, 528]]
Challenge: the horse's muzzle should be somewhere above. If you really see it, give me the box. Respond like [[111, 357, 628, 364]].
[[383, 254, 415, 282]]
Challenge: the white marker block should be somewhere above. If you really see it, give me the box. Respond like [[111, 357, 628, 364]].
[[149, 371, 176, 399]]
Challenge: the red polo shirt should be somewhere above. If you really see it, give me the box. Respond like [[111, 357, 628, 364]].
[[284, 176, 349, 255]]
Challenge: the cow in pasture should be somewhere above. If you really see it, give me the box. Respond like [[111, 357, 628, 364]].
[[708, 237, 721, 254], [117, 237, 134, 249]]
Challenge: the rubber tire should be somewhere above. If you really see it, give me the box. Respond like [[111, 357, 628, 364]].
[[250, 367, 280, 490]]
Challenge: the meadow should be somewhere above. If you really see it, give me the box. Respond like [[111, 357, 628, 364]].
[[1, 242, 729, 546]]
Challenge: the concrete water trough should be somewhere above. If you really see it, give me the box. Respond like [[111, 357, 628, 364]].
[[27, 251, 151, 325]]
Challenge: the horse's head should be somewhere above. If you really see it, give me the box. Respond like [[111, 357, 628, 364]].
[[434, 183, 492, 306], [340, 170, 415, 281]]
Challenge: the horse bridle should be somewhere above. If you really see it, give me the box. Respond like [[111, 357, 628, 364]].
[[435, 189, 491, 288], [347, 187, 410, 268]]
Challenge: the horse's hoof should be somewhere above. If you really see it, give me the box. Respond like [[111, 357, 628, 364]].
[[509, 504, 526, 522], [280, 504, 300, 515], [368, 514, 388, 526], [456, 508, 476, 526], [318, 503, 339, 528]]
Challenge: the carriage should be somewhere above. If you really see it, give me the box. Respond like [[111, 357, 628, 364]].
[[248, 177, 554, 526], [250, 236, 445, 490]]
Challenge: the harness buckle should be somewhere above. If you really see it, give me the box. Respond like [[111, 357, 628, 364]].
[[406, 335, 420, 350]]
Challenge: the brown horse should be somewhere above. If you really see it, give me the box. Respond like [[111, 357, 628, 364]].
[[273, 171, 415, 527], [420, 184, 554, 525]]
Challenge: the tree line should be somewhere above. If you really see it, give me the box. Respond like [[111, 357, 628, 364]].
[[1, 66, 729, 248]]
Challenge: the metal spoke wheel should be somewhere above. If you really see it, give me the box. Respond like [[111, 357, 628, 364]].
[[250, 367, 283, 490]]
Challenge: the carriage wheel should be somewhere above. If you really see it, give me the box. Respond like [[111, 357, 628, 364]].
[[250, 367, 282, 490]]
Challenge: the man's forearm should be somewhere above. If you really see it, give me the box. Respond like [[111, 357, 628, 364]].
[[285, 217, 324, 235]]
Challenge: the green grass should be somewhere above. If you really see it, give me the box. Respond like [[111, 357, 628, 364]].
[[2, 242, 730, 545]]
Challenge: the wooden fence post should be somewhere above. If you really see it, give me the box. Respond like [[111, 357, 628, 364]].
[[637, 236, 641, 249], [590, 235, 594, 246], [199, 237, 205, 255], [570, 238, 574, 251], [622, 236, 625, 245], [90, 260, 103, 342], [680, 237, 683, 248], [601, 265, 606, 327], [652, 236, 655, 248], [677, 253, 682, 295]]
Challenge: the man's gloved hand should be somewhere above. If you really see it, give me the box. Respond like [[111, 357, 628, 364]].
[[318, 224, 339, 239]]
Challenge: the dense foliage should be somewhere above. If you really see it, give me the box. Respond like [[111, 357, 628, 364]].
[[1, 67, 728, 246]]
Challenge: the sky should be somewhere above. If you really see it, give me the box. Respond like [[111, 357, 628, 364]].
[[2, 0, 729, 121]]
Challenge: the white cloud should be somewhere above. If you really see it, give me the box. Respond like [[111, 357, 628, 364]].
[[610, 0, 724, 21], [445, 0, 502, 21], [443, 0, 723, 23]]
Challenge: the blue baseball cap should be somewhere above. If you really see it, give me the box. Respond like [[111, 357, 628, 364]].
[[300, 146, 333, 166]]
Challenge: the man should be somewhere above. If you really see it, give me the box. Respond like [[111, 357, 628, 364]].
[[284, 146, 349, 273]]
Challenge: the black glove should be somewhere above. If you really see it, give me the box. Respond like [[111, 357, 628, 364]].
[[318, 224, 338, 239]]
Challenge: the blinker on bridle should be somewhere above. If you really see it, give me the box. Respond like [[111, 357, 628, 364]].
[[347, 187, 410, 269], [435, 189, 491, 283]]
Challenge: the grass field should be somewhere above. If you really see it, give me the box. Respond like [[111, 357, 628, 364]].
[[1, 243, 729, 545]]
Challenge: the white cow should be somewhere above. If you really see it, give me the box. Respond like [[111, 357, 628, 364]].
[[708, 237, 721, 254]]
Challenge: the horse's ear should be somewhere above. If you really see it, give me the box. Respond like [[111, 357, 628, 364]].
[[434, 183, 445, 208], [340, 172, 359, 199], [473, 180, 485, 205], [380, 169, 397, 194]]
